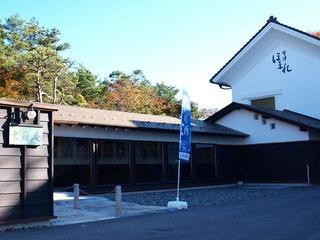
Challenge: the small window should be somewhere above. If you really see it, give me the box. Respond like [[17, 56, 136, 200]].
[[254, 114, 259, 120], [251, 97, 275, 109], [299, 127, 307, 132], [270, 123, 276, 129], [262, 118, 267, 125]]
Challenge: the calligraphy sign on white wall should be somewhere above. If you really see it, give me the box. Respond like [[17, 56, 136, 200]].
[[9, 125, 43, 146], [272, 50, 292, 73]]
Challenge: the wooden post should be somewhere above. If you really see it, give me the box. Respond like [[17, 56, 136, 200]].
[[74, 183, 79, 209], [306, 164, 310, 186], [115, 185, 122, 217]]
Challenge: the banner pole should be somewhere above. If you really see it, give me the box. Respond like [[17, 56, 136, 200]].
[[167, 87, 189, 210], [176, 160, 181, 201]]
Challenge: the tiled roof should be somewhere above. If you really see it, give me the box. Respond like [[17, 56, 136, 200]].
[[206, 102, 320, 131], [209, 16, 320, 85], [53, 105, 248, 137], [0, 98, 58, 111]]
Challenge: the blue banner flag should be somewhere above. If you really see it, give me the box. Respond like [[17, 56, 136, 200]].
[[179, 88, 191, 162]]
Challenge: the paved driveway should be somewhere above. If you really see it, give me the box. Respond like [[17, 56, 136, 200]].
[[1, 187, 320, 240]]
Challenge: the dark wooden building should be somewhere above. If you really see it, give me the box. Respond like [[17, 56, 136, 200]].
[[0, 99, 57, 227], [53, 105, 248, 192]]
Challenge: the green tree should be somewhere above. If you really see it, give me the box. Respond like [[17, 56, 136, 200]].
[[55, 71, 85, 106], [152, 83, 203, 119], [153, 82, 180, 117], [190, 101, 202, 120], [0, 18, 25, 99], [75, 64, 100, 107], [2, 14, 73, 103]]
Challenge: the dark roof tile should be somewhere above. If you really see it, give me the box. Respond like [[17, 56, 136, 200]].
[[54, 105, 248, 138], [206, 102, 320, 131]]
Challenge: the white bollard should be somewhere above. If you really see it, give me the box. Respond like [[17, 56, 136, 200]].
[[115, 185, 122, 217], [74, 183, 79, 209]]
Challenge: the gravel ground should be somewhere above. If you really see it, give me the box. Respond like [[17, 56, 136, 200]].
[[107, 185, 313, 208]]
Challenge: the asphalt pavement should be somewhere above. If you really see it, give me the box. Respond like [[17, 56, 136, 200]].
[[1, 187, 320, 240]]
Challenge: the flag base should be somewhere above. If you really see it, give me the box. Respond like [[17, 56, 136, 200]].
[[167, 200, 188, 210]]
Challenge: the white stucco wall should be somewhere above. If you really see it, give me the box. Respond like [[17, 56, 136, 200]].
[[215, 109, 309, 144], [232, 44, 320, 119]]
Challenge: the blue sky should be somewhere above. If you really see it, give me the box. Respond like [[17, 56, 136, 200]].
[[1, 0, 320, 109]]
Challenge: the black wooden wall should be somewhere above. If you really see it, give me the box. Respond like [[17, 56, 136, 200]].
[[216, 141, 320, 184], [0, 105, 54, 226], [215, 145, 239, 184]]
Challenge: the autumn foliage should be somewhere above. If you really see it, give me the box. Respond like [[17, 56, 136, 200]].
[[0, 14, 203, 119]]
